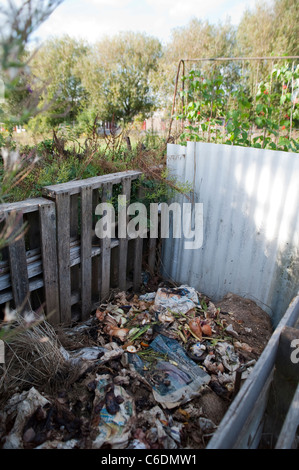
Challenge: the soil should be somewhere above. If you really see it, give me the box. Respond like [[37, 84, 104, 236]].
[[216, 292, 273, 360]]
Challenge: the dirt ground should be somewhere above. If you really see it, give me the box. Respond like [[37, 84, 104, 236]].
[[216, 293, 273, 359], [0, 284, 273, 450]]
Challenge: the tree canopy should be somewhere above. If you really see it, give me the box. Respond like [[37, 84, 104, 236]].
[[3, 0, 297, 134], [79, 32, 162, 127], [28, 36, 88, 131]]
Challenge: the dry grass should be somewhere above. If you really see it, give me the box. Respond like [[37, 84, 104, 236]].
[[0, 314, 79, 404]]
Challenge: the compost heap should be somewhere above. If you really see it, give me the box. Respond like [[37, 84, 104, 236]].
[[0, 283, 273, 450]]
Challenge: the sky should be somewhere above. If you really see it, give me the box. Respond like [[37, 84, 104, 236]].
[[32, 0, 261, 46]]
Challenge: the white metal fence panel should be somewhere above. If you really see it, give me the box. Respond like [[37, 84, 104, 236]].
[[162, 142, 299, 327]]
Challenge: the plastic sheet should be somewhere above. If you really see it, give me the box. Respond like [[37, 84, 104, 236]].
[[153, 285, 200, 315], [128, 334, 210, 409]]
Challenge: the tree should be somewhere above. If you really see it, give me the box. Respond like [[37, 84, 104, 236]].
[[0, 0, 63, 253], [27, 36, 88, 131], [236, 2, 274, 58], [78, 32, 162, 129], [158, 18, 237, 117], [235, 0, 299, 99], [272, 0, 299, 56], [0, 0, 64, 131], [236, 0, 299, 57], [165, 17, 235, 63]]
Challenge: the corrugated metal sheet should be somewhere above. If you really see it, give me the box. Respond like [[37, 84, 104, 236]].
[[162, 142, 299, 327]]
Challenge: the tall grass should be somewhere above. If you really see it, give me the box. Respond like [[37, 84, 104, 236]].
[[1, 129, 172, 203]]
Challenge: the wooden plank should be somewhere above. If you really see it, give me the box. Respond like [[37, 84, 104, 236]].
[[81, 186, 93, 320], [43, 170, 142, 197], [69, 194, 80, 312], [275, 382, 299, 449], [100, 182, 113, 301], [148, 236, 157, 275], [133, 236, 143, 291], [110, 245, 119, 288], [0, 198, 50, 214], [118, 176, 131, 291], [0, 259, 42, 290], [0, 278, 44, 304], [0, 290, 13, 304], [7, 214, 30, 312], [39, 201, 60, 325], [56, 193, 71, 324], [0, 249, 48, 280], [91, 189, 100, 300], [0, 255, 38, 275], [133, 184, 144, 292], [70, 194, 79, 238], [62, 238, 119, 267]]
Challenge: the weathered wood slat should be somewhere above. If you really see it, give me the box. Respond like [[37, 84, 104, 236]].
[[0, 198, 50, 214], [133, 185, 144, 291], [0, 278, 44, 304], [8, 214, 30, 312], [118, 176, 131, 291], [56, 193, 71, 324], [100, 182, 113, 301], [148, 236, 157, 275], [69, 194, 80, 316], [70, 194, 79, 238], [1, 172, 145, 324], [91, 189, 101, 299], [0, 254, 40, 276], [39, 201, 60, 325], [110, 245, 118, 288], [0, 259, 42, 290], [0, 289, 14, 304], [70, 239, 120, 267], [43, 170, 142, 197], [0, 239, 120, 291], [133, 237, 143, 291], [81, 186, 93, 320]]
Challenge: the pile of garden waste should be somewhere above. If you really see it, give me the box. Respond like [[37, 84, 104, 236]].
[[0, 282, 272, 449]]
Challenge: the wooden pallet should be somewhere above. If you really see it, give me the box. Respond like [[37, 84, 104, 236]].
[[0, 198, 60, 324], [0, 170, 161, 325], [42, 170, 143, 324]]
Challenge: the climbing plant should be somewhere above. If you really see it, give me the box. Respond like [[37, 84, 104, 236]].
[[177, 63, 299, 153]]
